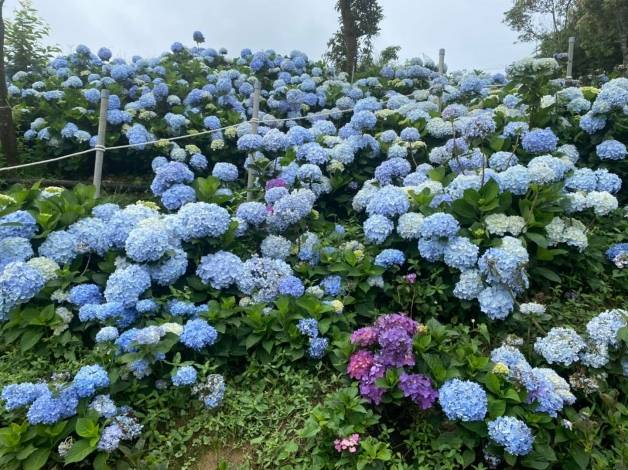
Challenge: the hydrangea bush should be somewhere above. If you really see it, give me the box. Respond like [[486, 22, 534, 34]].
[[0, 35, 627, 468]]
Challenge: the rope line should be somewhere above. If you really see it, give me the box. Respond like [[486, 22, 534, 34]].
[[0, 148, 97, 172], [0, 89, 424, 172]]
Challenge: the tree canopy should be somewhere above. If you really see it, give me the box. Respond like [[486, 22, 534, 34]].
[[326, 0, 384, 75], [4, 0, 59, 76], [504, 0, 628, 77]]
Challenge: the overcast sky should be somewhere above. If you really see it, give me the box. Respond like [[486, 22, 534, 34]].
[[5, 0, 535, 72]]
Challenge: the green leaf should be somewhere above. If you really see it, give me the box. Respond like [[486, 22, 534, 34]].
[[503, 388, 522, 403], [483, 373, 501, 394], [525, 232, 549, 248], [20, 329, 43, 352], [488, 397, 506, 417], [533, 267, 561, 283], [75, 418, 99, 438], [93, 452, 110, 470], [64, 439, 96, 464], [23, 448, 50, 470], [504, 452, 517, 466], [452, 199, 477, 220], [16, 444, 37, 460]]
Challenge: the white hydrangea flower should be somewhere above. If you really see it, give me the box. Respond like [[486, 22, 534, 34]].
[[519, 302, 546, 315]]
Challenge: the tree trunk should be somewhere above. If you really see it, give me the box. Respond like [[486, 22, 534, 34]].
[[0, 0, 18, 166], [621, 32, 628, 72], [339, 0, 358, 76]]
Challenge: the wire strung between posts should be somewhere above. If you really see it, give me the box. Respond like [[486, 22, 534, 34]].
[[0, 148, 97, 172], [0, 87, 426, 172]]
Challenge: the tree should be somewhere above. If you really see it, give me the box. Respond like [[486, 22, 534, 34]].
[[0, 0, 18, 166], [378, 45, 401, 66], [504, 0, 577, 53], [503, 0, 627, 76], [326, 0, 384, 75], [4, 0, 59, 76], [577, 0, 628, 70]]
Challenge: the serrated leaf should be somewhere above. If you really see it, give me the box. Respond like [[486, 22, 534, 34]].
[[23, 448, 50, 470], [76, 418, 99, 438]]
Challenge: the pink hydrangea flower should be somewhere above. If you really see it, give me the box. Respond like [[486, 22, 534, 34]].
[[350, 326, 378, 347], [347, 350, 375, 380], [334, 433, 360, 453]]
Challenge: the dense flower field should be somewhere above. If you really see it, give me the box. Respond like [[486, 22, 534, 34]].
[[0, 34, 627, 468]]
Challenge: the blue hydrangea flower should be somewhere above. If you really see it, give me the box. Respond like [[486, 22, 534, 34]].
[[98, 423, 123, 452], [260, 235, 291, 260], [196, 251, 243, 289], [478, 286, 515, 320], [489, 152, 518, 171], [68, 284, 102, 307], [296, 142, 329, 165], [418, 238, 447, 262], [487, 416, 533, 456], [463, 113, 496, 139], [0, 237, 34, 270], [350, 110, 377, 130], [453, 269, 484, 300], [161, 184, 196, 211], [95, 326, 119, 343], [278, 275, 305, 297], [366, 186, 410, 218], [0, 210, 38, 240], [89, 394, 117, 418], [200, 374, 225, 409], [135, 299, 158, 314], [150, 248, 188, 286], [72, 364, 110, 398], [180, 319, 218, 350], [1, 382, 49, 411], [236, 256, 293, 303], [125, 222, 171, 262], [297, 318, 319, 338], [237, 134, 263, 152], [502, 121, 529, 138], [419, 213, 460, 239], [585, 309, 627, 347], [443, 236, 479, 270], [534, 327, 586, 366], [236, 202, 267, 226], [212, 162, 239, 181], [363, 215, 394, 245], [374, 249, 406, 268], [596, 139, 626, 161], [177, 203, 230, 241], [104, 264, 151, 307], [0, 262, 45, 318], [521, 128, 558, 154], [498, 165, 530, 195], [307, 337, 329, 359], [320, 275, 342, 296], [438, 379, 487, 421], [27, 387, 78, 425], [172, 366, 198, 387]]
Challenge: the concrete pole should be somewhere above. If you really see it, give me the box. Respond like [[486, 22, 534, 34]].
[[92, 89, 109, 198], [246, 79, 261, 201], [566, 37, 575, 79]]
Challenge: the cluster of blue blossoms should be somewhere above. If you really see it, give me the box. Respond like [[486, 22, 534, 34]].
[[297, 318, 329, 359], [2, 34, 626, 466]]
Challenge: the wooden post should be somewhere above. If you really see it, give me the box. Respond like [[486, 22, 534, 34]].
[[246, 79, 261, 201], [437, 48, 445, 111], [566, 37, 575, 79], [93, 89, 109, 198]]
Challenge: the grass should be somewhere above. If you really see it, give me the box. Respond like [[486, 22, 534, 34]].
[[141, 362, 343, 469]]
